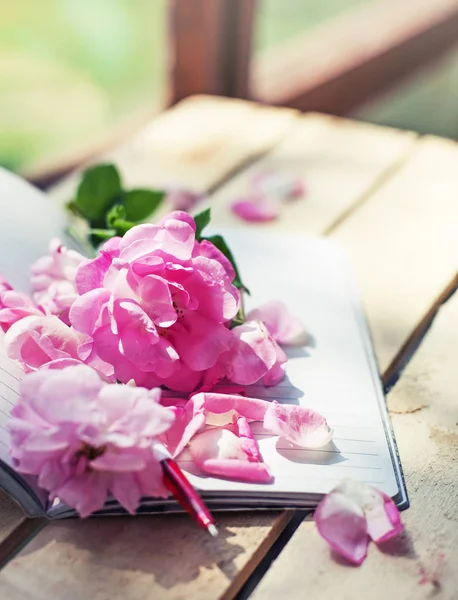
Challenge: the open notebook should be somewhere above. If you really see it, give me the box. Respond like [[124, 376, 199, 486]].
[[0, 168, 408, 518]]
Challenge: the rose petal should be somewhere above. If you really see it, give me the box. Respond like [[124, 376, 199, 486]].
[[191, 392, 269, 422], [334, 479, 404, 543], [251, 170, 306, 200], [166, 188, 204, 211], [225, 321, 278, 385], [198, 458, 273, 483], [188, 428, 273, 483], [236, 416, 261, 462], [231, 195, 280, 222], [247, 301, 308, 346], [315, 489, 369, 565], [264, 401, 333, 448]]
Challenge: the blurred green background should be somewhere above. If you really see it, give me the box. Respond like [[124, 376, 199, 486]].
[[1, 0, 458, 175]]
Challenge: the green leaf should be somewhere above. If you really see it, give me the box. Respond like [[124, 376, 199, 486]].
[[106, 204, 127, 227], [105, 204, 135, 236], [89, 228, 117, 241], [203, 234, 250, 295], [73, 164, 122, 227], [122, 189, 164, 221], [194, 208, 211, 241]]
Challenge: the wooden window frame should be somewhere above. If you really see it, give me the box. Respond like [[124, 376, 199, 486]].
[[170, 0, 458, 115], [27, 0, 458, 187]]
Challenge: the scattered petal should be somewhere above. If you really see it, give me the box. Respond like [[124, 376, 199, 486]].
[[315, 479, 404, 565], [251, 170, 306, 200], [188, 428, 273, 483], [231, 195, 280, 222], [264, 401, 333, 448], [315, 489, 369, 565], [334, 479, 404, 543], [247, 301, 308, 346], [166, 187, 205, 211]]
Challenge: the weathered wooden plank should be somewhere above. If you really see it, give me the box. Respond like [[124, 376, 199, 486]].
[[0, 512, 292, 600], [208, 112, 416, 233], [0, 101, 438, 600], [332, 136, 458, 376], [49, 94, 298, 206], [251, 288, 458, 600]]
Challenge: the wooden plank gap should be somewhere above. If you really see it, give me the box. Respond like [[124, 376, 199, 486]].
[[221, 510, 294, 600], [0, 518, 47, 570], [382, 271, 458, 392], [233, 511, 309, 600], [324, 134, 419, 235]]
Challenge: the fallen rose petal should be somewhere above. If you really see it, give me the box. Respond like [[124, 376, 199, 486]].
[[236, 416, 261, 462], [192, 392, 269, 422], [247, 300, 308, 346], [231, 195, 280, 222], [251, 170, 306, 200], [315, 489, 369, 565], [314, 479, 404, 565], [198, 458, 273, 483], [189, 428, 273, 483], [264, 401, 333, 448], [334, 479, 404, 543], [166, 188, 205, 211]]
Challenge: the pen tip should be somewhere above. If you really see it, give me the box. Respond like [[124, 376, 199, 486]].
[[207, 524, 218, 537]]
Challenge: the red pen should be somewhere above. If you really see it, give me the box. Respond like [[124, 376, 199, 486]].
[[153, 442, 218, 537]]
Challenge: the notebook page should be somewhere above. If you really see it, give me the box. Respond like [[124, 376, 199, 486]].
[[0, 167, 72, 292], [0, 334, 23, 466], [0, 168, 76, 463], [178, 230, 401, 501]]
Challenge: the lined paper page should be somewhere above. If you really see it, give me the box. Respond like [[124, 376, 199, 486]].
[[179, 230, 401, 500], [0, 168, 76, 465], [0, 333, 23, 466]]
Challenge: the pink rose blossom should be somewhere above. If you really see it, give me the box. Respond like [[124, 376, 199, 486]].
[[0, 278, 46, 333], [4, 315, 83, 372], [31, 238, 85, 324], [315, 479, 404, 565], [247, 301, 308, 346], [9, 365, 174, 517], [69, 212, 283, 391], [204, 321, 287, 388]]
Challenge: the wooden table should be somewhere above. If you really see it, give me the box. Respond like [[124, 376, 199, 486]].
[[0, 96, 457, 599]]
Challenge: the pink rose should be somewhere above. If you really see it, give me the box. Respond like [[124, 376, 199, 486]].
[[4, 315, 83, 371], [9, 365, 174, 516], [31, 238, 85, 324], [202, 321, 287, 389], [0, 276, 46, 333], [70, 212, 242, 391]]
